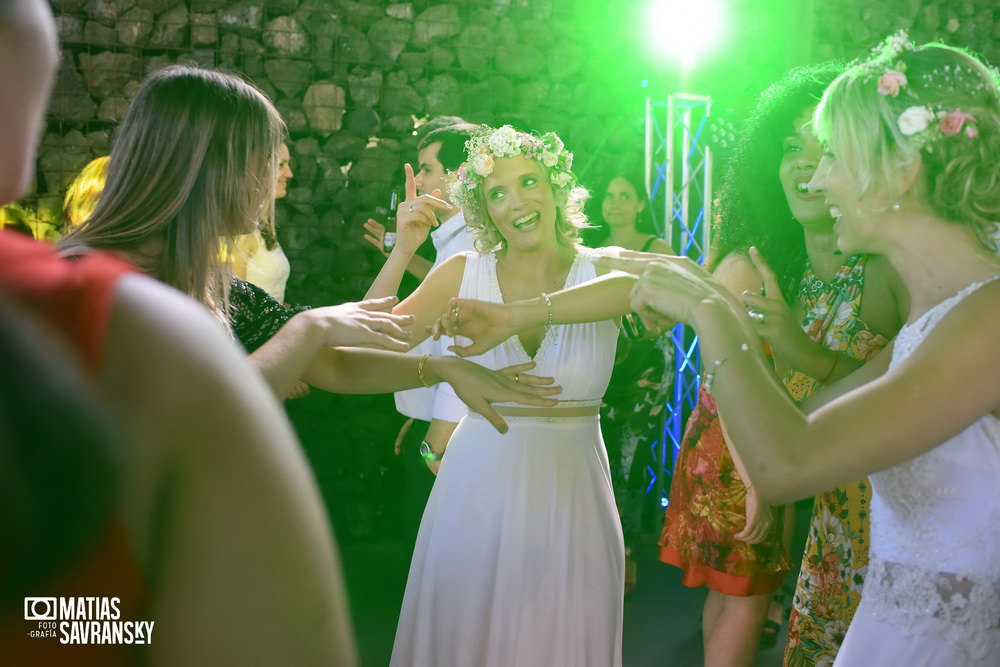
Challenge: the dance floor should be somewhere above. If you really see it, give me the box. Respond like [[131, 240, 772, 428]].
[[341, 532, 797, 666]]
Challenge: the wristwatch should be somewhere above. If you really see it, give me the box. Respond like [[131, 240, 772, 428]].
[[419, 440, 444, 462]]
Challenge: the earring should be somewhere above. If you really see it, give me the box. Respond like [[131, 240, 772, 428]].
[[891, 201, 901, 210]]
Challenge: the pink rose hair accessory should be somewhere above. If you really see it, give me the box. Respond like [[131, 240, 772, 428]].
[[878, 70, 908, 96], [938, 110, 977, 136]]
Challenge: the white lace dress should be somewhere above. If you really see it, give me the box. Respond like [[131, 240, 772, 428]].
[[390, 249, 624, 667], [835, 278, 1000, 666]]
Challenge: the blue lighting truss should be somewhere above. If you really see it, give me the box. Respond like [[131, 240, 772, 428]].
[[644, 93, 713, 509]]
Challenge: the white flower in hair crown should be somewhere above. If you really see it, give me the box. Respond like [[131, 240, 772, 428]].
[[455, 125, 576, 192], [868, 32, 980, 146], [877, 61, 980, 144]]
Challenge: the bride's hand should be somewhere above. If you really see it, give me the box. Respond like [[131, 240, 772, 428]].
[[434, 358, 560, 433], [595, 253, 721, 325], [429, 298, 519, 358]]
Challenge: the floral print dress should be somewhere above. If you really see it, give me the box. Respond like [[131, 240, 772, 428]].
[[782, 255, 890, 667], [658, 385, 791, 595]]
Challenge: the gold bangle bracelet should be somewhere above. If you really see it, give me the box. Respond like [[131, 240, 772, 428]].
[[417, 353, 433, 388]]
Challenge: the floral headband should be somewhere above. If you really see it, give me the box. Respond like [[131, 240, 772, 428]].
[[878, 63, 979, 145], [451, 125, 576, 202], [861, 32, 980, 149]]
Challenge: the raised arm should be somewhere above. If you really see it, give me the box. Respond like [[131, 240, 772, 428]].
[[364, 163, 452, 300], [391, 249, 469, 344], [361, 220, 432, 281], [737, 248, 863, 383]]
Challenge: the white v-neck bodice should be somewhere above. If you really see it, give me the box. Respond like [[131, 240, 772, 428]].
[[455, 248, 619, 405]]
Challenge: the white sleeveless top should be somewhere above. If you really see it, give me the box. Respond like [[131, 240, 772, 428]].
[[456, 248, 619, 406], [241, 230, 291, 303], [865, 277, 1000, 659]]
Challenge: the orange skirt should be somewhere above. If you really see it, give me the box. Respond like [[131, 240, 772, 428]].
[[658, 390, 789, 596]]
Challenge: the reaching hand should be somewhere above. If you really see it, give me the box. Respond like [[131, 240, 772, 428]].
[[296, 296, 414, 351], [430, 297, 519, 358], [744, 246, 826, 366], [594, 253, 720, 328], [740, 247, 797, 342], [435, 358, 561, 433], [734, 484, 773, 545]]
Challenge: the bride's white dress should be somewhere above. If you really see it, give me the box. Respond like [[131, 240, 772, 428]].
[[835, 278, 1000, 666], [390, 249, 624, 667]]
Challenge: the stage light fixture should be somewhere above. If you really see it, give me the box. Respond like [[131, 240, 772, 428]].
[[644, 0, 725, 70]]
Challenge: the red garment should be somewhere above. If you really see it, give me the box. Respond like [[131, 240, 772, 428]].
[[0, 231, 135, 374], [658, 390, 790, 596], [0, 231, 147, 666]]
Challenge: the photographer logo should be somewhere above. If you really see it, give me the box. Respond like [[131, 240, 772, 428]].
[[22, 596, 154, 645], [23, 598, 57, 621]]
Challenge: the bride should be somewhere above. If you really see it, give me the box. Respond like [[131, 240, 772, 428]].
[[386, 125, 626, 666]]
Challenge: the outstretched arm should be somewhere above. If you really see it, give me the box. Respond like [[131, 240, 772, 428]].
[[248, 296, 415, 399], [435, 271, 639, 357], [614, 254, 1000, 505], [302, 349, 559, 433]]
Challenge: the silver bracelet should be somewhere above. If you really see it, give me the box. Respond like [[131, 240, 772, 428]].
[[540, 292, 554, 327], [702, 343, 750, 393], [419, 440, 444, 462]]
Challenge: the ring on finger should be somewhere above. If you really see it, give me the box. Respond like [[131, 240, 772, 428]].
[[408, 203, 414, 212], [514, 373, 520, 383], [748, 309, 765, 323]]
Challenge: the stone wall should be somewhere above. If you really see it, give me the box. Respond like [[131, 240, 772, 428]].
[[810, 0, 999, 65]]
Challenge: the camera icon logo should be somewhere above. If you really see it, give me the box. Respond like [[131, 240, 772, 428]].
[[24, 597, 57, 621]]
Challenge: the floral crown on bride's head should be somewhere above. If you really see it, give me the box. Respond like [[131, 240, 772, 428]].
[[450, 125, 576, 203], [859, 31, 982, 150], [877, 61, 979, 148]]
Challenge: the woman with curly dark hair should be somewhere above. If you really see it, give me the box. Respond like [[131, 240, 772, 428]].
[[657, 63, 908, 666]]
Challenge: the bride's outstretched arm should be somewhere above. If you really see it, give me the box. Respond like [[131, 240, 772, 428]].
[[435, 272, 639, 357]]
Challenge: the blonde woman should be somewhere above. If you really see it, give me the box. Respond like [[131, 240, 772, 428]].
[[387, 126, 626, 666]]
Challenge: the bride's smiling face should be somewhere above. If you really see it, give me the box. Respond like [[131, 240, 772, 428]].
[[483, 155, 557, 249]]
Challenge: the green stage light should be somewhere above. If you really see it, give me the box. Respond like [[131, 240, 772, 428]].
[[644, 0, 725, 71]]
